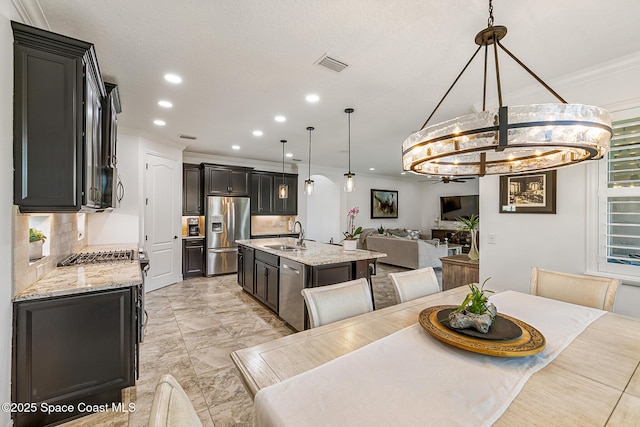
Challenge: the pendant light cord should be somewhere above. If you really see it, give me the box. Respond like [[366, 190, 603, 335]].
[[345, 108, 354, 173], [307, 127, 314, 179]]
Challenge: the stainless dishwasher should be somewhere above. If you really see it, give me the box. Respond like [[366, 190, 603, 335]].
[[279, 259, 306, 331]]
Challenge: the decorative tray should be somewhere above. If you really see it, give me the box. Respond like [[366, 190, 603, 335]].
[[419, 305, 546, 357]]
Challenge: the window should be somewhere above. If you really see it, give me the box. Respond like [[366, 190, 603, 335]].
[[596, 117, 640, 277]]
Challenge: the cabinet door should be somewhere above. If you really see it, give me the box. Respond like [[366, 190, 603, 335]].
[[84, 66, 103, 209], [13, 44, 83, 211], [255, 260, 268, 303], [265, 263, 279, 312], [284, 175, 298, 215], [251, 173, 274, 214], [13, 289, 135, 426], [273, 175, 286, 214], [183, 164, 202, 215], [243, 247, 255, 294], [229, 169, 250, 195], [205, 167, 231, 195], [183, 239, 204, 277]]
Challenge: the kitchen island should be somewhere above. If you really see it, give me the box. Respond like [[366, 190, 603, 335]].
[[237, 238, 386, 331]]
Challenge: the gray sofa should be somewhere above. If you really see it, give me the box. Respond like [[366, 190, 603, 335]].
[[365, 235, 449, 269]]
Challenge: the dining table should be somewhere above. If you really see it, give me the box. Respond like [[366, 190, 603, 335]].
[[231, 286, 640, 426]]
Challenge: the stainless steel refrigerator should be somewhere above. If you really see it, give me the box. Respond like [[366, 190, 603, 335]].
[[206, 196, 250, 276]]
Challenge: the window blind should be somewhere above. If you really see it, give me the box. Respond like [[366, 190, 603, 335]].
[[604, 118, 640, 268]]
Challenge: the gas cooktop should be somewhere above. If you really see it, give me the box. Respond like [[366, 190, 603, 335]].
[[57, 250, 135, 267]]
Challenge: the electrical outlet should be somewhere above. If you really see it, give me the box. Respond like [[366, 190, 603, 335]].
[[487, 233, 496, 244]]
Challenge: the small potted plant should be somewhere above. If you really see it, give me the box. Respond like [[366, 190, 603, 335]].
[[377, 224, 385, 234], [455, 214, 479, 260], [29, 228, 47, 261], [342, 206, 362, 251], [448, 278, 496, 333]]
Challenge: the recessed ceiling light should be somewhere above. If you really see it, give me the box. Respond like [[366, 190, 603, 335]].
[[275, 115, 286, 123], [153, 119, 166, 126], [286, 153, 293, 158], [305, 94, 320, 103], [164, 73, 182, 84], [369, 167, 375, 171], [232, 145, 240, 150], [158, 100, 173, 108], [253, 130, 263, 136]]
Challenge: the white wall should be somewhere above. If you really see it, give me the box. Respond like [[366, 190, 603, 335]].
[[1, 2, 20, 425], [306, 174, 341, 243], [88, 132, 140, 244]]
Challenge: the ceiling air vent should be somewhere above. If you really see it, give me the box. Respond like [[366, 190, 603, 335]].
[[316, 55, 349, 73], [178, 134, 197, 140]]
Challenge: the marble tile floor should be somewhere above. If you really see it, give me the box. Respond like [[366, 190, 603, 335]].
[[61, 263, 424, 427]]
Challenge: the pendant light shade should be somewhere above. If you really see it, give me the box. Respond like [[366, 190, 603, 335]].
[[279, 140, 288, 199], [344, 108, 356, 192], [401, 0, 611, 177], [304, 126, 315, 195]]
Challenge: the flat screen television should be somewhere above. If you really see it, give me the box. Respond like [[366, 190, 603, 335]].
[[440, 195, 479, 221]]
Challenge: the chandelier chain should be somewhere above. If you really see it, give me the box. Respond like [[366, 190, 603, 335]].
[[488, 0, 494, 27]]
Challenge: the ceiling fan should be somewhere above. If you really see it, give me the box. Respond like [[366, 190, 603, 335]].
[[420, 176, 476, 184]]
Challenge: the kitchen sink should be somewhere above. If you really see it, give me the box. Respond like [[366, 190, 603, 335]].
[[264, 244, 306, 251]]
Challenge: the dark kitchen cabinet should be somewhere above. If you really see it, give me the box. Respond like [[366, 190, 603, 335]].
[[238, 245, 255, 293], [100, 82, 122, 209], [273, 174, 298, 215], [183, 163, 202, 215], [12, 288, 136, 427], [254, 250, 279, 313], [12, 21, 108, 212], [251, 172, 275, 214], [183, 238, 205, 277], [203, 164, 252, 196]]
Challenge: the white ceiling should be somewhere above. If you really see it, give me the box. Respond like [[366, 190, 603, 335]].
[[33, 0, 640, 178]]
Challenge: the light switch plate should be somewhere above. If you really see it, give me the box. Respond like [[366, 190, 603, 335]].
[[487, 233, 496, 244]]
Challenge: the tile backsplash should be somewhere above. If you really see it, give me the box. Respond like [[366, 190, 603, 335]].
[[251, 215, 297, 236], [13, 207, 87, 296]]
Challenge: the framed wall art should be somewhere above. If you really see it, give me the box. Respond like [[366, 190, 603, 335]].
[[371, 189, 398, 218], [499, 170, 556, 214]]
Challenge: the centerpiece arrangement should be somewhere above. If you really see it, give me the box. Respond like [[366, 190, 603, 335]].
[[29, 227, 47, 261], [342, 206, 362, 251], [448, 278, 496, 333]]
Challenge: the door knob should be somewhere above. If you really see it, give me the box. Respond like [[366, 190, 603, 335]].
[[174, 235, 178, 239]]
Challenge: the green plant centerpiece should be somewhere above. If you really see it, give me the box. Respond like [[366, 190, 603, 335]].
[[455, 214, 479, 261], [448, 278, 496, 333], [377, 224, 385, 234]]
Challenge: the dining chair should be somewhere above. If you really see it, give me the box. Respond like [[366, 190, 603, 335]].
[[530, 267, 620, 311], [148, 374, 203, 427], [388, 267, 441, 304], [301, 278, 374, 328]]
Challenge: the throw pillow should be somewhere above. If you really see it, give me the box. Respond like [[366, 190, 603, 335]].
[[407, 229, 420, 240]]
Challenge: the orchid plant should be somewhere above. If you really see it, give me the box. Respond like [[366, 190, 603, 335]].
[[343, 206, 363, 240]]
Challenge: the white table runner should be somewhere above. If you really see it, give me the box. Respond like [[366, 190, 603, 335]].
[[254, 291, 606, 427]]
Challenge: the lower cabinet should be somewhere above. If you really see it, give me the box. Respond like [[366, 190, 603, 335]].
[[12, 288, 136, 427], [238, 245, 255, 294], [254, 250, 279, 313], [183, 238, 205, 278], [440, 254, 479, 291]]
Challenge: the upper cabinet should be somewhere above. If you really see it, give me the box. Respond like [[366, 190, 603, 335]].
[[203, 164, 252, 197], [183, 163, 202, 215], [251, 171, 297, 215], [273, 174, 298, 215], [100, 82, 122, 209], [12, 21, 114, 212]]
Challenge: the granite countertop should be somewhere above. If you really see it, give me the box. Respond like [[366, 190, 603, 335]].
[[14, 243, 143, 302], [236, 238, 386, 266], [183, 235, 205, 240]]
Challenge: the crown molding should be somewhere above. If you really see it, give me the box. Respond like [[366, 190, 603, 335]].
[[11, 0, 50, 29]]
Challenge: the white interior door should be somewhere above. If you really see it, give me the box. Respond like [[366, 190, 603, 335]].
[[144, 153, 181, 291]]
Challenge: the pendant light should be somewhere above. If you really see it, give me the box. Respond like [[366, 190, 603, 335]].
[[304, 127, 315, 195], [344, 108, 356, 192], [278, 139, 288, 199], [401, 0, 611, 177]]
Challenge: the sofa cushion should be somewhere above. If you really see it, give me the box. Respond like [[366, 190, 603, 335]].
[[407, 230, 420, 240], [365, 235, 448, 269]]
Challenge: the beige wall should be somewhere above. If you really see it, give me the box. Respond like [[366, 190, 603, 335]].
[[12, 209, 88, 295]]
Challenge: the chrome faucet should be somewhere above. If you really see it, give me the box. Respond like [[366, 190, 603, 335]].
[[292, 221, 305, 247]]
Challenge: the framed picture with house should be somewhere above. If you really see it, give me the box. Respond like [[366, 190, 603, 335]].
[[499, 170, 557, 214], [371, 189, 398, 218]]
